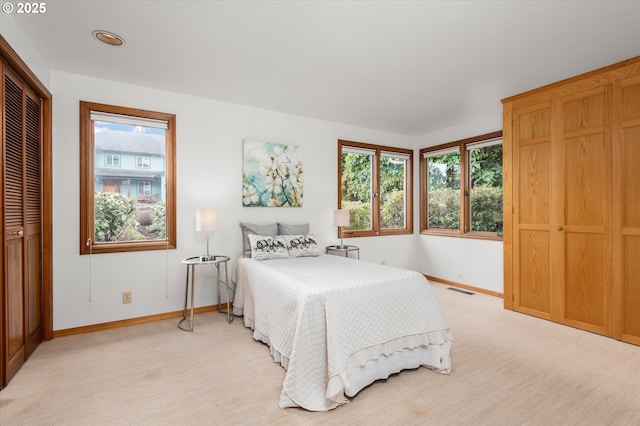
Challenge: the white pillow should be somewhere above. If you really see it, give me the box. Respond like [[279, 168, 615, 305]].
[[283, 234, 321, 258], [248, 234, 289, 260]]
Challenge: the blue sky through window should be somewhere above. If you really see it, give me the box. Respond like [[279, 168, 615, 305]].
[[94, 121, 165, 135]]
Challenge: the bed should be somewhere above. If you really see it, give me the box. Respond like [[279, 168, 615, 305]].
[[231, 230, 452, 411]]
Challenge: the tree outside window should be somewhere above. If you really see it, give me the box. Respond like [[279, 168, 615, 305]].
[[420, 131, 502, 239], [338, 140, 413, 238], [468, 142, 503, 233], [380, 152, 409, 230], [425, 148, 460, 231]]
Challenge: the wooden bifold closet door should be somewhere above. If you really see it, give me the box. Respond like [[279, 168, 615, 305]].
[[503, 56, 640, 345], [557, 87, 613, 336], [1, 62, 43, 386], [617, 75, 640, 343]]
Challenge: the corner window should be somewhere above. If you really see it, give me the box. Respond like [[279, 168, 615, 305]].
[[468, 139, 503, 233], [80, 101, 176, 254], [338, 140, 413, 238], [424, 147, 461, 231], [420, 131, 502, 240]]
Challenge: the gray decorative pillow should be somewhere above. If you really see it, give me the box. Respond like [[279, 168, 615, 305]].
[[240, 222, 278, 257], [278, 223, 310, 235], [248, 234, 289, 260], [283, 234, 321, 258]]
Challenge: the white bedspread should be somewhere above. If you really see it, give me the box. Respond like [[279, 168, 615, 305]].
[[233, 254, 452, 411]]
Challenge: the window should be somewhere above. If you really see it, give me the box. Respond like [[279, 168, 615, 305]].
[[138, 180, 152, 195], [338, 140, 413, 238], [105, 153, 120, 167], [80, 101, 176, 254], [424, 146, 460, 231], [136, 155, 150, 169], [420, 131, 502, 240]]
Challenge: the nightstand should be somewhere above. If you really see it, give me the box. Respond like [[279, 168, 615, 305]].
[[325, 245, 360, 259], [179, 255, 232, 332]]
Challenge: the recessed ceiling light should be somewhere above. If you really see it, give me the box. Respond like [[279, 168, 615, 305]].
[[92, 30, 125, 47]]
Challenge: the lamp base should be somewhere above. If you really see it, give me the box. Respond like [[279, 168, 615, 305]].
[[337, 235, 349, 250], [199, 255, 215, 262]]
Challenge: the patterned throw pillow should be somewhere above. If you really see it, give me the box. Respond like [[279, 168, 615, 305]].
[[240, 222, 278, 257], [248, 234, 289, 260], [283, 234, 321, 258]]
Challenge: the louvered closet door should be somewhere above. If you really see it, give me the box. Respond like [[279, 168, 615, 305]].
[[23, 87, 42, 358], [3, 65, 43, 384]]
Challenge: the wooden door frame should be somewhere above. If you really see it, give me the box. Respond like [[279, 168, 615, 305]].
[[1, 35, 53, 341]]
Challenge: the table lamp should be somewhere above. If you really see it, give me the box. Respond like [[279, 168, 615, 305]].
[[334, 209, 350, 249], [196, 209, 218, 261]]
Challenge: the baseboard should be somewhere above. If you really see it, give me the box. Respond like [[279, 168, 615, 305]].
[[53, 278, 501, 338], [424, 275, 503, 299], [52, 303, 230, 338]]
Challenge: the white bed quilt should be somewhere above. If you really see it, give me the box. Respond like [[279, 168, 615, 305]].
[[233, 254, 452, 411]]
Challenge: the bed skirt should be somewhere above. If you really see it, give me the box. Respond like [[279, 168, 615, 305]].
[[241, 314, 452, 410]]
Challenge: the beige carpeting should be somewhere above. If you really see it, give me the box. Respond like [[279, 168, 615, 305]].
[[1, 282, 639, 425]]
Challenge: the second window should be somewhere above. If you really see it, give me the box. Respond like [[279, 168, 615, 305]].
[[420, 131, 503, 239], [338, 140, 413, 238]]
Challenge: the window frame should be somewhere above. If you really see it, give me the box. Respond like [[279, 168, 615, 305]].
[[138, 180, 152, 195], [338, 139, 413, 239], [136, 155, 151, 169], [419, 131, 503, 241], [105, 153, 120, 167], [79, 101, 177, 255]]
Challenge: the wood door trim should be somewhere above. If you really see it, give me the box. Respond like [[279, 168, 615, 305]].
[[0, 35, 53, 341], [502, 102, 513, 309]]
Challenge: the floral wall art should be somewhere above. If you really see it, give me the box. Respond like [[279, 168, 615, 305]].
[[242, 140, 303, 207]]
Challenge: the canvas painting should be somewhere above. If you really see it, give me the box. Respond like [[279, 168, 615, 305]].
[[242, 140, 303, 207]]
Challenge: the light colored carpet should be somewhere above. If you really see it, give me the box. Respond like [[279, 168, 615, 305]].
[[1, 282, 638, 425]]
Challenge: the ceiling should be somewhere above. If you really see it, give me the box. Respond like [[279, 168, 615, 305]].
[[12, 1, 640, 136]]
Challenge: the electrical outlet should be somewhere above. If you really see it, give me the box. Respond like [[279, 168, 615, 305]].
[[122, 291, 132, 304]]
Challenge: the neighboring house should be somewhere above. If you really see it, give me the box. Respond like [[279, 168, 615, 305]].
[[94, 130, 166, 202]]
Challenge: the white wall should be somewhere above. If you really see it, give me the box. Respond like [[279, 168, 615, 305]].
[[415, 113, 504, 294], [2, 13, 504, 331], [51, 71, 418, 330], [0, 14, 50, 88]]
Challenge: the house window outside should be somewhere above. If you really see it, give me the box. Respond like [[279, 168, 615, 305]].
[[79, 101, 176, 254], [138, 180, 152, 195], [420, 131, 502, 240], [105, 153, 120, 167], [338, 140, 413, 238], [136, 155, 150, 169]]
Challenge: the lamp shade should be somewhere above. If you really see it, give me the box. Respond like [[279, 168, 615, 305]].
[[196, 209, 218, 232], [333, 209, 350, 227]]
